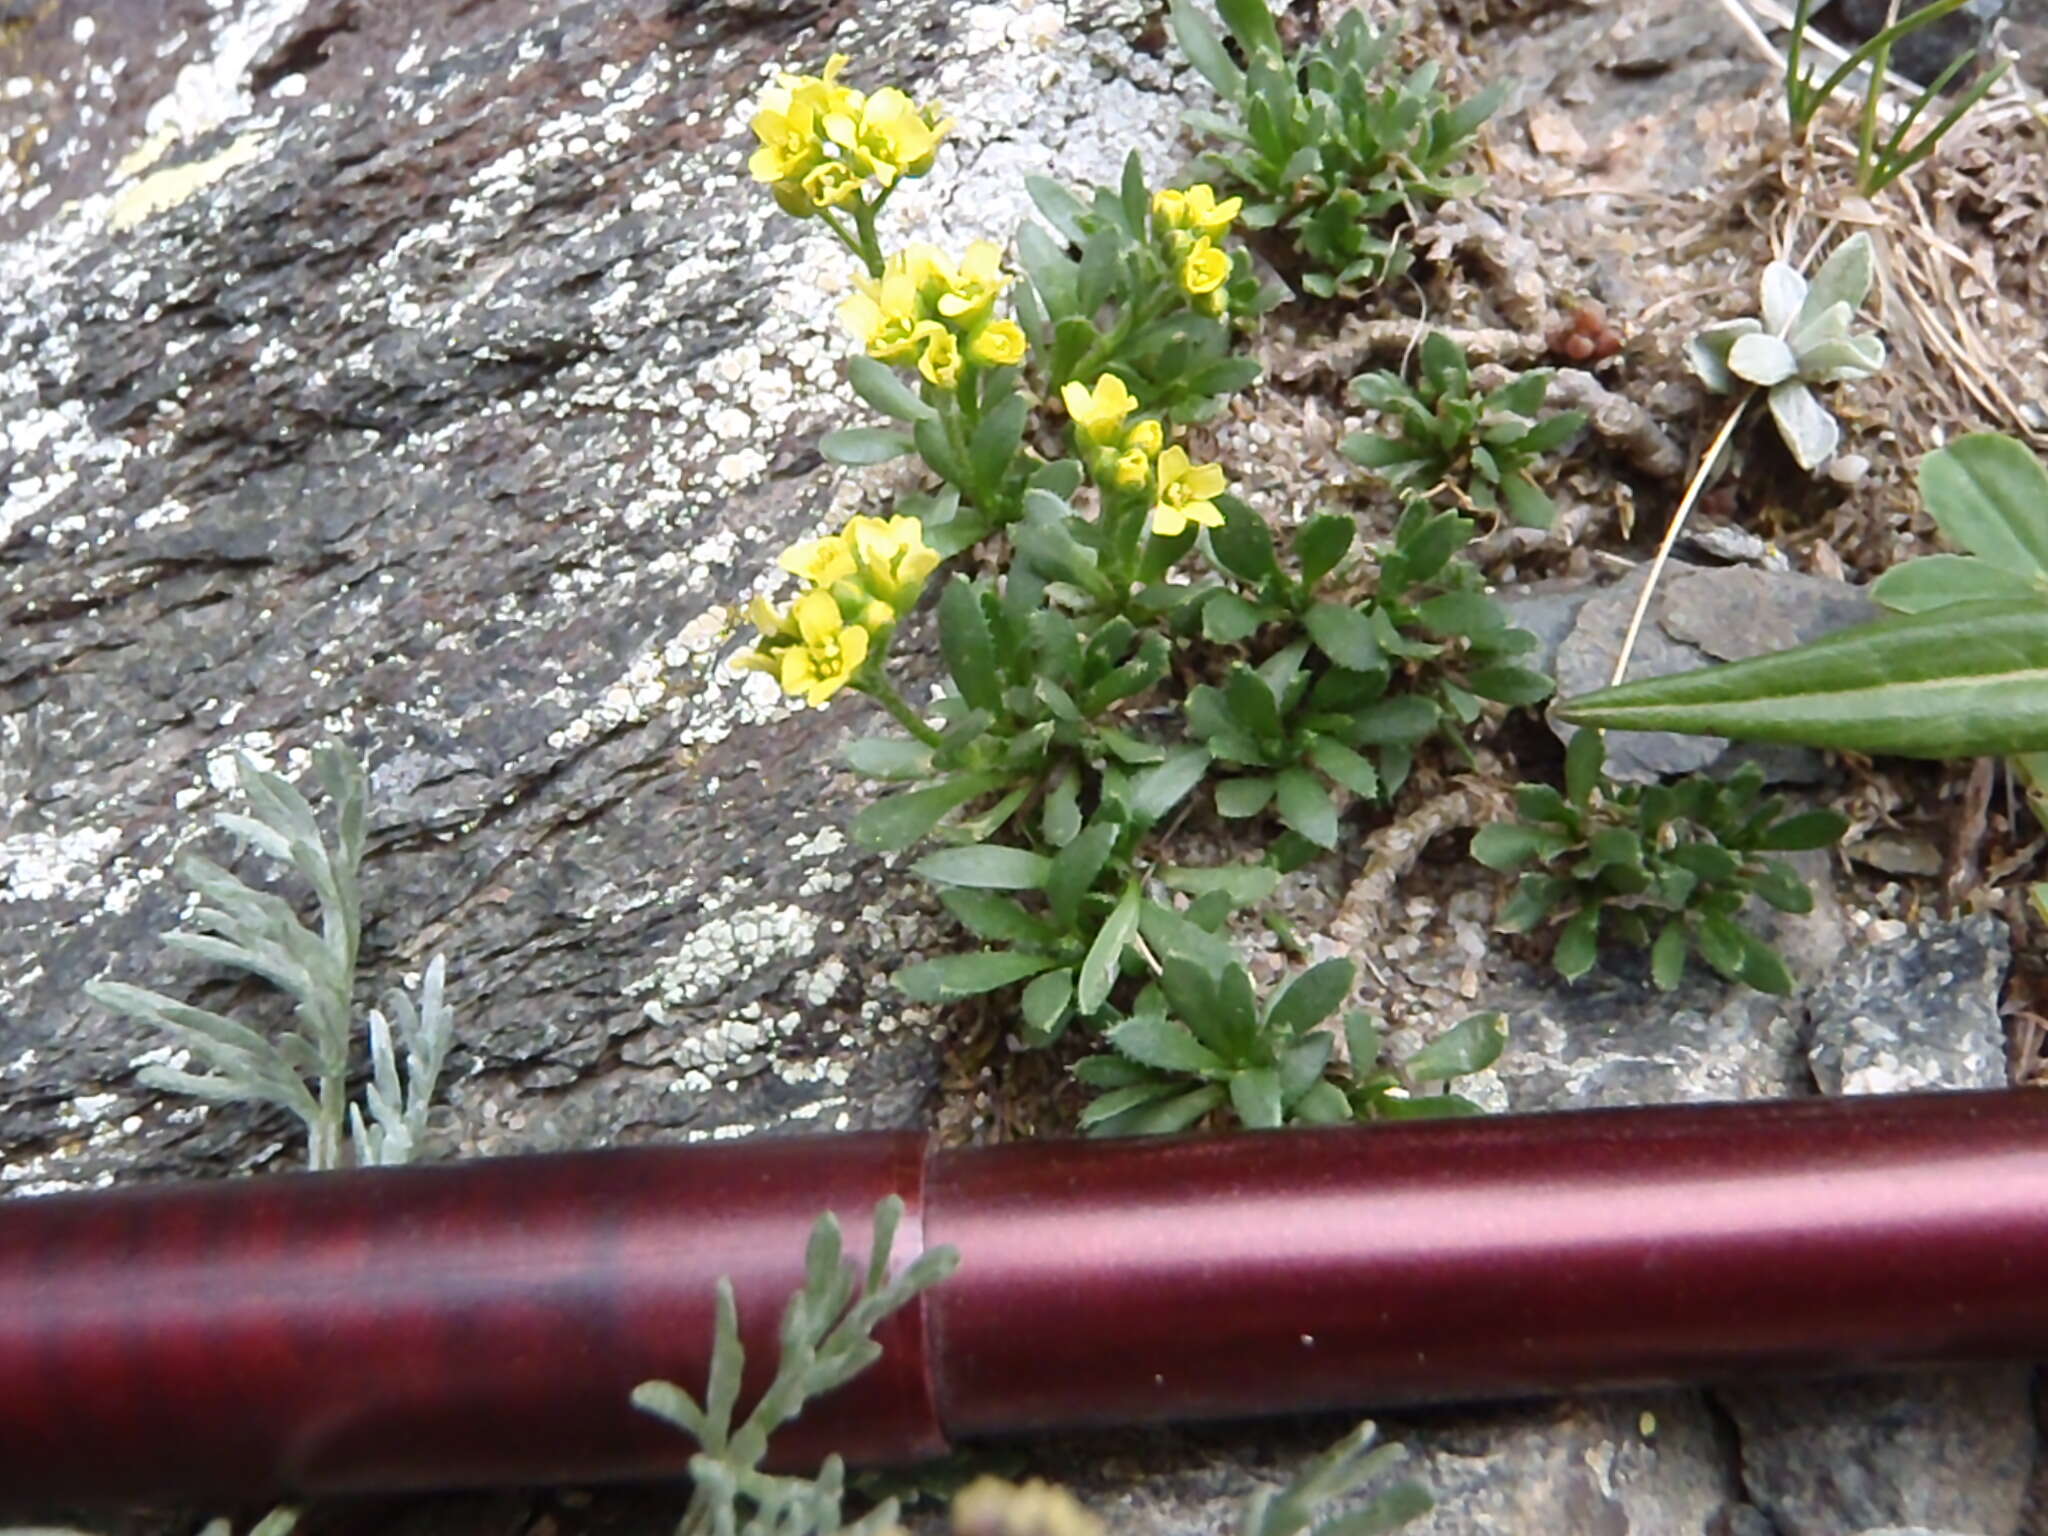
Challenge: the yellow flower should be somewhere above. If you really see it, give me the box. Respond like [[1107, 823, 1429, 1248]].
[[748, 56, 857, 188], [914, 321, 962, 388], [1126, 418, 1163, 457], [1150, 445, 1228, 536], [825, 87, 951, 186], [1179, 237, 1232, 298], [969, 318, 1028, 367], [846, 514, 939, 606], [1061, 374, 1139, 446], [778, 536, 856, 586], [778, 589, 871, 705], [799, 160, 865, 210], [1153, 183, 1242, 236], [935, 241, 1010, 328], [1111, 447, 1153, 490], [838, 247, 941, 364]]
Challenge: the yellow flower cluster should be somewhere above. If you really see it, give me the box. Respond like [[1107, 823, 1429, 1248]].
[[839, 243, 1029, 389], [735, 516, 940, 705], [1152, 183, 1243, 317], [748, 55, 953, 218], [1062, 374, 1227, 536]]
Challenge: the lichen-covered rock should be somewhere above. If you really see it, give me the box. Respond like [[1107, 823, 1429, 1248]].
[[1808, 916, 2011, 1096]]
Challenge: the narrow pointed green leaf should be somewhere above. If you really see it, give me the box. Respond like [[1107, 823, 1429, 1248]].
[[895, 951, 1056, 1002], [1557, 601, 2048, 758], [1077, 882, 1143, 1016]]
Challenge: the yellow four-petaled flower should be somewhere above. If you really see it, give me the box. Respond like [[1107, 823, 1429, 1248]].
[[747, 55, 952, 219], [735, 516, 940, 708], [1150, 445, 1228, 537], [838, 242, 1026, 389]]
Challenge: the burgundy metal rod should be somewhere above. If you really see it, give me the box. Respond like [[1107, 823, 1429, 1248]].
[[4, 1091, 2048, 1505]]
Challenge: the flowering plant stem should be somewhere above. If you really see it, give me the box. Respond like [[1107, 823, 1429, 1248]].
[[860, 671, 946, 748]]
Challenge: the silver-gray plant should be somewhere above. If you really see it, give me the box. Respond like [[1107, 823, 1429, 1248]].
[[86, 744, 452, 1173], [633, 1197, 961, 1536], [1687, 232, 1886, 471]]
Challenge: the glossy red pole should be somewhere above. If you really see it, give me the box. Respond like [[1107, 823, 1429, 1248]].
[[4, 1091, 2048, 1504]]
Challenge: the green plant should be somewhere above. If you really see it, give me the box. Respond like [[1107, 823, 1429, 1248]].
[[1688, 233, 1886, 471], [86, 745, 453, 1173], [1237, 1421, 1433, 1536], [1472, 730, 1846, 993], [891, 766, 1275, 1045], [1017, 154, 1278, 425], [1077, 954, 1506, 1135], [634, 1198, 960, 1536], [1783, 0, 2009, 194], [1169, 0, 1502, 296], [1342, 333, 1585, 527], [1191, 500, 1551, 852]]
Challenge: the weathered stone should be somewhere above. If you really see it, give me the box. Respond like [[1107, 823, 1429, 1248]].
[[1808, 916, 2011, 1097], [1718, 1370, 2036, 1536]]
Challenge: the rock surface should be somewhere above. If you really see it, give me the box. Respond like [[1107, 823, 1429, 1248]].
[[0, 1, 2041, 1534]]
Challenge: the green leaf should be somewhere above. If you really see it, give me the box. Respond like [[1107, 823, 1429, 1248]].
[[1275, 768, 1340, 849], [1267, 958, 1355, 1037], [895, 951, 1056, 1002], [1022, 968, 1076, 1039], [1749, 859, 1815, 913], [1403, 1011, 1507, 1081], [941, 889, 1056, 946], [1873, 554, 2048, 613], [846, 357, 935, 423], [1753, 809, 1847, 851], [1041, 766, 1083, 848], [1470, 823, 1566, 872], [1159, 864, 1282, 906], [1344, 1012, 1382, 1074], [1306, 601, 1385, 670], [969, 391, 1029, 490], [1110, 1012, 1225, 1074], [842, 736, 933, 781], [1083, 1083, 1227, 1137], [1216, 0, 1285, 58], [1553, 906, 1601, 981], [912, 845, 1054, 890], [1025, 176, 1092, 247], [820, 426, 917, 465], [1077, 883, 1143, 1015], [1557, 601, 2048, 757], [1203, 590, 1272, 644], [1737, 931, 1795, 994], [1212, 495, 1282, 586], [1467, 663, 1555, 706], [1564, 728, 1605, 805], [1168, 0, 1246, 96], [1046, 821, 1119, 929], [1216, 775, 1276, 818], [1915, 433, 2048, 580], [1651, 918, 1689, 991], [937, 580, 1002, 714], [1497, 470, 1556, 530], [1295, 513, 1356, 590], [1119, 152, 1150, 240], [1308, 735, 1380, 800], [852, 774, 1006, 853], [1130, 746, 1213, 824], [1230, 1068, 1285, 1130]]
